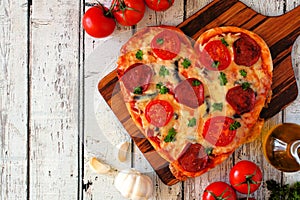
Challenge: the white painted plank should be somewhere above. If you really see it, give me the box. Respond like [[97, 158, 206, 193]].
[[183, 1, 233, 199], [83, 0, 300, 199], [282, 0, 300, 184], [0, 0, 28, 199], [242, 0, 285, 16], [29, 0, 80, 199], [82, 0, 134, 199], [133, 1, 185, 199], [233, 1, 286, 199]]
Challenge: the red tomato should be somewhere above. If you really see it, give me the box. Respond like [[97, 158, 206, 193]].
[[112, 0, 145, 26], [200, 40, 231, 71], [202, 116, 236, 147], [203, 181, 237, 200], [151, 30, 181, 60], [82, 6, 116, 38], [229, 160, 262, 195], [145, 0, 174, 11], [145, 100, 174, 127]]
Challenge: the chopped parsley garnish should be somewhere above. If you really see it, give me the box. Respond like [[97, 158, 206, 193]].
[[156, 38, 164, 45], [219, 72, 228, 86], [164, 127, 177, 142], [241, 82, 251, 90], [133, 86, 143, 94], [212, 103, 223, 111], [156, 82, 169, 94], [135, 50, 143, 60], [182, 58, 191, 69], [221, 38, 229, 46], [192, 80, 201, 86], [229, 121, 241, 130], [159, 65, 169, 77], [211, 60, 220, 68], [205, 147, 213, 156], [188, 117, 197, 127], [239, 69, 247, 77], [266, 180, 300, 200]]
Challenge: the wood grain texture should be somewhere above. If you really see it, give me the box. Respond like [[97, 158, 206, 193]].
[[282, 0, 300, 186], [98, 0, 300, 187], [29, 0, 80, 199], [87, 0, 300, 199], [82, 0, 134, 199], [136, 1, 185, 198], [0, 0, 28, 199]]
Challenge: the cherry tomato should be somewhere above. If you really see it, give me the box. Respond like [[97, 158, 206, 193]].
[[203, 181, 237, 200], [174, 78, 204, 108], [202, 116, 236, 147], [229, 160, 262, 195], [226, 85, 255, 115], [145, 100, 174, 127], [82, 6, 116, 38], [145, 0, 174, 11], [151, 30, 181, 60], [178, 143, 208, 172], [200, 40, 231, 71], [112, 0, 145, 26]]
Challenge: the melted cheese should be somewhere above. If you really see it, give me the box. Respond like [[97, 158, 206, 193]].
[[118, 27, 272, 163]]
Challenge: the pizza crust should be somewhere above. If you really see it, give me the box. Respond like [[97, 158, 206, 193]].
[[116, 26, 273, 181]]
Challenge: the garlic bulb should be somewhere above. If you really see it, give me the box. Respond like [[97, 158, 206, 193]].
[[114, 169, 153, 200]]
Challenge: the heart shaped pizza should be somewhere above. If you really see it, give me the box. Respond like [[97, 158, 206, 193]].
[[116, 26, 272, 180]]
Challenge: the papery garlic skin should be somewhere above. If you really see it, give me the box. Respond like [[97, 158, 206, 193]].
[[89, 157, 111, 174], [114, 169, 153, 200]]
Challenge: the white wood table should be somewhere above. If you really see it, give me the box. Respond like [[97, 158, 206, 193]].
[[1, 0, 300, 199]]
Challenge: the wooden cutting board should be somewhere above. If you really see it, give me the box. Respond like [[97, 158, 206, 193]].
[[98, 0, 300, 186]]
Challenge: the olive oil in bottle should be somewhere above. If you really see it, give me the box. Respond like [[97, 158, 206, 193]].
[[263, 123, 300, 172]]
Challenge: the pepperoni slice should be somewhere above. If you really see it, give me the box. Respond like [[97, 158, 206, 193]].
[[226, 85, 255, 115], [174, 78, 204, 109], [145, 100, 174, 127], [233, 34, 261, 66], [199, 40, 231, 71], [121, 63, 153, 93], [151, 30, 181, 60], [178, 143, 208, 172], [202, 116, 236, 147]]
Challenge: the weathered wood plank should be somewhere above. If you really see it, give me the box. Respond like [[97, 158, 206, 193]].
[[235, 0, 299, 199], [133, 1, 185, 199], [183, 1, 228, 199], [282, 0, 300, 185], [0, 0, 28, 199], [83, 0, 133, 199], [234, 0, 284, 199], [84, 0, 300, 199], [29, 0, 80, 199]]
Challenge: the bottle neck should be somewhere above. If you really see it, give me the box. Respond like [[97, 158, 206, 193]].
[[290, 140, 300, 165]]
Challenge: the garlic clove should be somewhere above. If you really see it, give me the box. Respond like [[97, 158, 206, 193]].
[[89, 157, 111, 174], [114, 169, 153, 200], [118, 141, 130, 162]]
